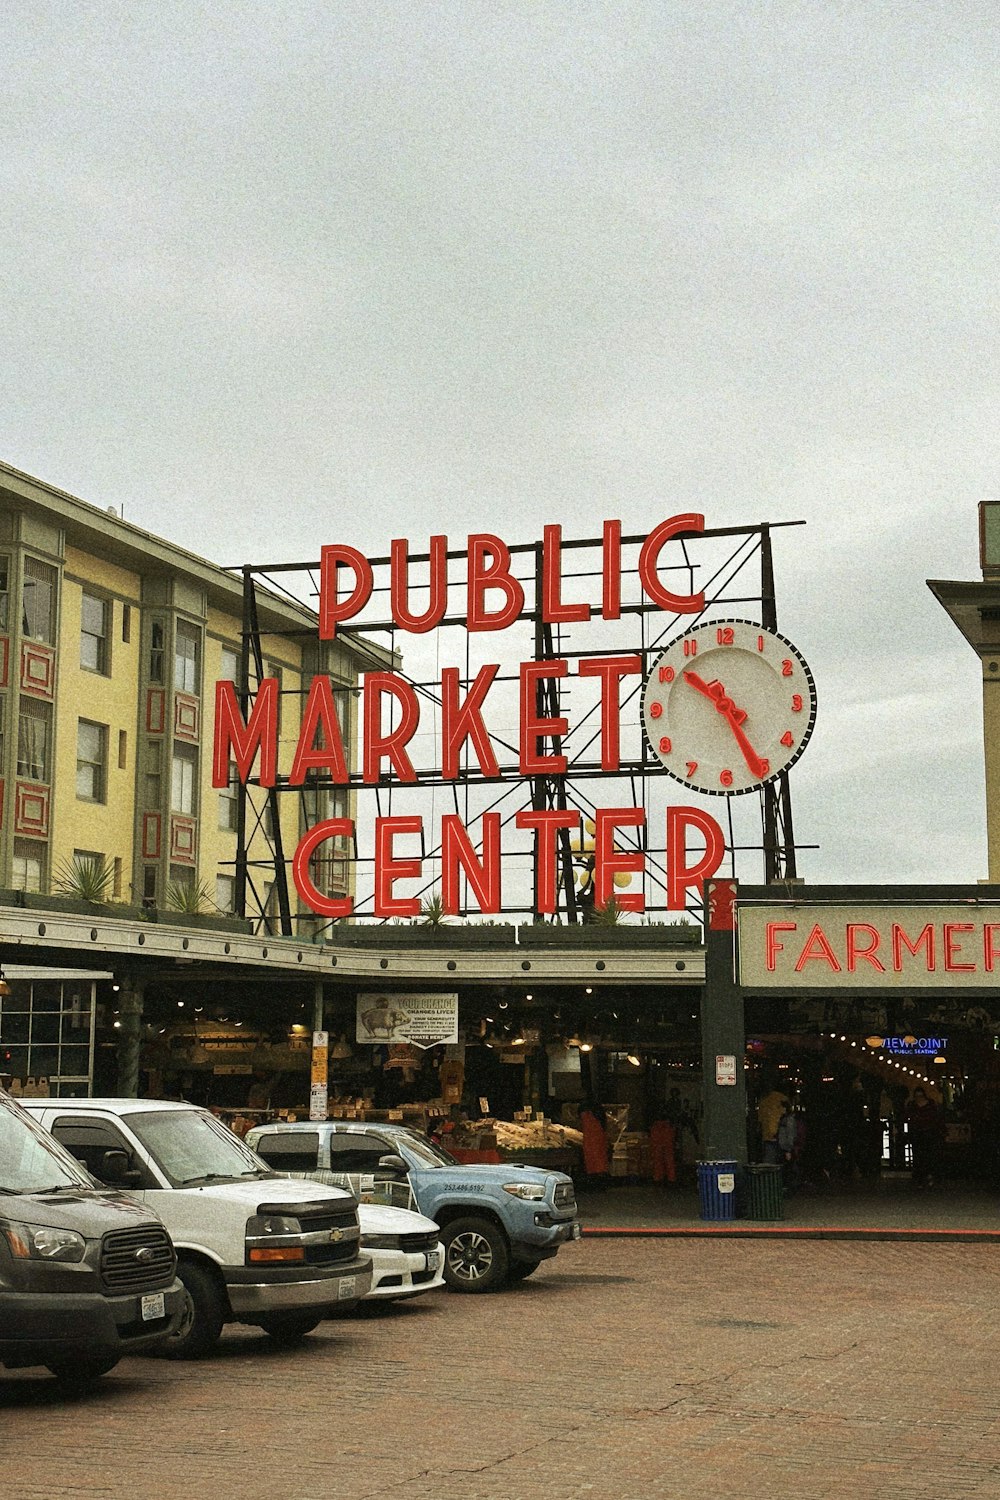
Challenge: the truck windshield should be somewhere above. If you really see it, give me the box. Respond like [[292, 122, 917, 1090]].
[[1, 1092, 93, 1194], [126, 1108, 273, 1188], [393, 1129, 456, 1168]]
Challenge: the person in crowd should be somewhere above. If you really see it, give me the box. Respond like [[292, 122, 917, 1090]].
[[757, 1079, 792, 1165], [905, 1086, 944, 1188], [578, 1099, 609, 1188], [649, 1111, 677, 1187]]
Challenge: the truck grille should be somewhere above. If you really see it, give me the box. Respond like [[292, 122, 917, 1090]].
[[100, 1225, 175, 1293], [398, 1231, 437, 1255], [553, 1183, 576, 1209], [300, 1206, 362, 1266]]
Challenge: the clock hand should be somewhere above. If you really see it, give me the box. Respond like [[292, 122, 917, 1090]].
[[681, 670, 769, 778]]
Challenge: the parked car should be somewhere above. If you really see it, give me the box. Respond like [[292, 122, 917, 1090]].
[[0, 1088, 184, 1387], [347, 1199, 444, 1305], [19, 1099, 372, 1357], [245, 1119, 581, 1293]]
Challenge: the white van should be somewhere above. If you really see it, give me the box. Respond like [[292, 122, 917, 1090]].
[[19, 1099, 372, 1357]]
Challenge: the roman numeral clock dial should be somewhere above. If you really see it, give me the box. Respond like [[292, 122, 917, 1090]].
[[642, 620, 817, 795]]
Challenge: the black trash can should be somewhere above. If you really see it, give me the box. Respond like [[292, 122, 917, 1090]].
[[746, 1162, 784, 1220], [697, 1159, 738, 1221]]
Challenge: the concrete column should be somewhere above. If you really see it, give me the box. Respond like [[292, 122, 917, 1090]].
[[115, 979, 144, 1098]]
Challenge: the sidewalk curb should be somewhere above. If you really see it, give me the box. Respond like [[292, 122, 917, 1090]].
[[581, 1225, 1000, 1242]]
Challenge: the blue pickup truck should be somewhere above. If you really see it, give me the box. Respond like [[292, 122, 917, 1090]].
[[246, 1119, 581, 1293]]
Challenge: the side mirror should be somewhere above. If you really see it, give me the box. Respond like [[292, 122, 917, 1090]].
[[100, 1148, 142, 1187], [377, 1153, 408, 1175]]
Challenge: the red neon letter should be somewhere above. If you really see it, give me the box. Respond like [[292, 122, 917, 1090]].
[[666, 805, 726, 910], [212, 679, 278, 788], [766, 922, 797, 971], [892, 923, 935, 971], [794, 925, 842, 972], [638, 514, 705, 614], [515, 809, 581, 916], [390, 535, 448, 633], [985, 925, 1000, 972], [519, 659, 568, 775], [466, 534, 525, 632], [441, 664, 501, 779], [846, 923, 885, 972], [578, 655, 642, 771], [374, 815, 423, 918], [602, 520, 622, 621], [542, 525, 590, 624], [594, 808, 645, 913], [291, 820, 354, 919], [288, 676, 349, 786], [318, 544, 373, 639], [944, 923, 975, 972], [363, 673, 419, 783], [441, 814, 501, 915]]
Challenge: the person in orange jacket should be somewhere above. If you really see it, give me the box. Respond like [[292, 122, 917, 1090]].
[[579, 1099, 609, 1186], [649, 1115, 677, 1186]]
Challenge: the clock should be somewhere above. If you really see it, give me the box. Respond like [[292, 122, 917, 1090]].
[[641, 618, 817, 796]]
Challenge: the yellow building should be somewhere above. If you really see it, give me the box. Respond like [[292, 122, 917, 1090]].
[[0, 459, 373, 930]]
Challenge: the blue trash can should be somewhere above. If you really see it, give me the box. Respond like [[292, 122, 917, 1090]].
[[697, 1160, 739, 1221]]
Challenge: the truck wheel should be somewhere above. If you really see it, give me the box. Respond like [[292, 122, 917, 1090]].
[[255, 1312, 323, 1345], [162, 1261, 226, 1359], [46, 1356, 120, 1389], [507, 1259, 543, 1282], [441, 1217, 509, 1292]]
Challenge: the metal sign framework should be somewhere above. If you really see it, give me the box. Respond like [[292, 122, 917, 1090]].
[[226, 520, 805, 935]]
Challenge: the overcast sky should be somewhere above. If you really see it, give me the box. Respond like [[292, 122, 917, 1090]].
[[2, 2, 997, 894]]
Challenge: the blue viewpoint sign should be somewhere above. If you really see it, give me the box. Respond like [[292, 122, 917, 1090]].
[[876, 1037, 948, 1056]]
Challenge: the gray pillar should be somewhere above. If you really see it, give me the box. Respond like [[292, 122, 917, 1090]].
[[116, 980, 144, 1098], [701, 885, 747, 1163]]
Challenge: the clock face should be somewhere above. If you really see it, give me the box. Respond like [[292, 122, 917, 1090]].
[[642, 619, 817, 795]]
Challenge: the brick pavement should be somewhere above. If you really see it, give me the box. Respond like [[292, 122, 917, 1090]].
[[4, 1237, 1000, 1500]]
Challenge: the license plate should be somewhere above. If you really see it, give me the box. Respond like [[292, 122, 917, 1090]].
[[337, 1275, 357, 1301], [571, 1222, 582, 1240], [141, 1292, 165, 1322], [426, 1250, 442, 1272]]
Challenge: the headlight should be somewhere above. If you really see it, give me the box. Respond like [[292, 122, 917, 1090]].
[[502, 1182, 546, 1201], [361, 1234, 400, 1250], [3, 1223, 87, 1263], [247, 1214, 301, 1236]]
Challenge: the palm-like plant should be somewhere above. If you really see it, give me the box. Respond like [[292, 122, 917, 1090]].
[[54, 854, 114, 904], [164, 878, 211, 915], [418, 892, 449, 926]]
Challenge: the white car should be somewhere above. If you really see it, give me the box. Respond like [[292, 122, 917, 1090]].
[[354, 1200, 444, 1304]]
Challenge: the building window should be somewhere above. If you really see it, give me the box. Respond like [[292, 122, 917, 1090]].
[[76, 720, 108, 802], [216, 874, 235, 913], [219, 761, 239, 831], [219, 644, 239, 682], [122, 604, 131, 644], [171, 743, 197, 814], [142, 866, 158, 908], [12, 838, 45, 892], [0, 556, 9, 632], [17, 697, 51, 781], [149, 620, 165, 683], [175, 621, 200, 694], [22, 557, 57, 643], [80, 593, 109, 673], [0, 693, 5, 769]]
